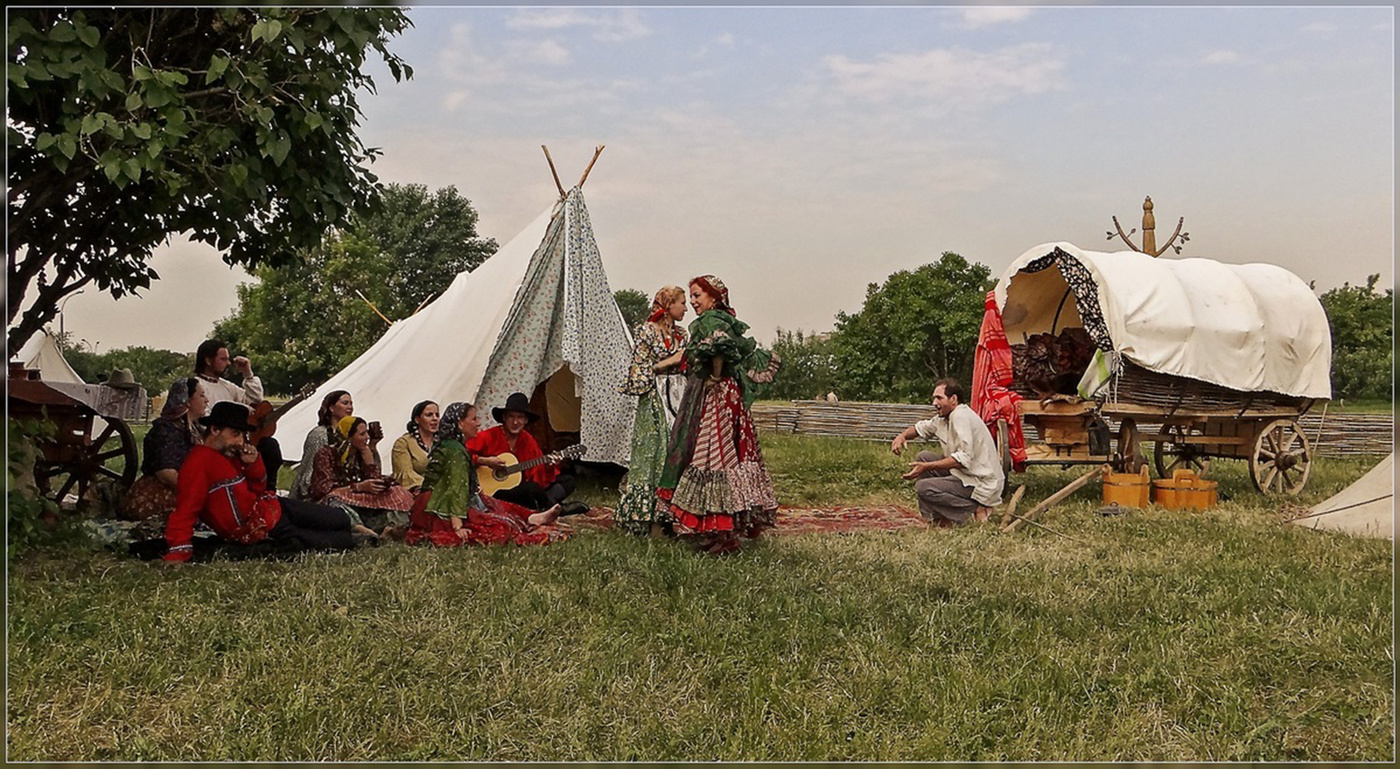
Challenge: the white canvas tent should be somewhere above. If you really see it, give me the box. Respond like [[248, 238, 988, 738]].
[[277, 185, 637, 469], [996, 243, 1332, 399], [1291, 453, 1394, 540], [12, 329, 85, 384]]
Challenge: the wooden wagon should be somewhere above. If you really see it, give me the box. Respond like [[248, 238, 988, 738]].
[[7, 363, 144, 506], [991, 243, 1331, 496]]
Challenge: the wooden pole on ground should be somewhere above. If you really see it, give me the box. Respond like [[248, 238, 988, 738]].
[[542, 145, 566, 199], [577, 144, 605, 188], [355, 289, 393, 326], [1001, 465, 1105, 534], [1000, 485, 1026, 527]]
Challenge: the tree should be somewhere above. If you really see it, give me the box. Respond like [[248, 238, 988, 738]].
[[831, 253, 993, 403], [55, 336, 192, 395], [213, 184, 497, 395], [614, 288, 649, 333], [767, 329, 838, 401], [1318, 274, 1393, 401], [7, 8, 414, 352]]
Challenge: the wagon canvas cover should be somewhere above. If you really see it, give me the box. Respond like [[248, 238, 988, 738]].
[[994, 243, 1331, 399]]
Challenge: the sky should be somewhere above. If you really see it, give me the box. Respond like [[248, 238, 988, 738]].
[[48, 4, 1395, 355]]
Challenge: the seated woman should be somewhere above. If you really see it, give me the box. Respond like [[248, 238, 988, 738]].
[[308, 415, 415, 538], [406, 401, 569, 548], [391, 400, 439, 493], [289, 390, 353, 500], [122, 377, 209, 539]]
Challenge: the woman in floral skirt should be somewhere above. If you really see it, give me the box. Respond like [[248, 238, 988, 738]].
[[615, 285, 688, 536], [656, 275, 780, 555]]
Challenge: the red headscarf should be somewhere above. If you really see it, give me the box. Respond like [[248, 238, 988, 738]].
[[647, 285, 684, 323]]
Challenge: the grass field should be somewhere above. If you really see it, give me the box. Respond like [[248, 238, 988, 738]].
[[6, 434, 1394, 761]]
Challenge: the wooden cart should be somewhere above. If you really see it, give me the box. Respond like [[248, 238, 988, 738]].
[[8, 369, 140, 506], [999, 360, 1317, 495]]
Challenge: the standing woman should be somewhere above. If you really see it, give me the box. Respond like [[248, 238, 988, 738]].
[[656, 275, 781, 555], [615, 285, 688, 536], [289, 390, 353, 500], [406, 402, 569, 548], [392, 400, 440, 493]]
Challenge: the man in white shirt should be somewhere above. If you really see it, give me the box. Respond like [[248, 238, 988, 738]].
[[194, 339, 283, 487], [890, 378, 1004, 526]]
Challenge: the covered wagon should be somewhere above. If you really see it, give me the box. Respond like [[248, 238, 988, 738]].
[[990, 242, 1331, 495]]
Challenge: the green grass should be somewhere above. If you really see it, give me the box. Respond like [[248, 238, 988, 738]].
[[6, 435, 1393, 761]]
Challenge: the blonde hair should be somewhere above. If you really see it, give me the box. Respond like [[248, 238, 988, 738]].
[[648, 285, 686, 322]]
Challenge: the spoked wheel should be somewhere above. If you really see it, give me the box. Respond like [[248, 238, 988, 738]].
[[1113, 418, 1144, 473], [1249, 418, 1313, 495], [1153, 439, 1211, 478], [34, 415, 139, 507]]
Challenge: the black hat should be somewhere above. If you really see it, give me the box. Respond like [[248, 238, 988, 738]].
[[199, 401, 254, 431], [492, 392, 540, 424]]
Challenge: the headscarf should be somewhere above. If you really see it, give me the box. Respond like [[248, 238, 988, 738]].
[[690, 274, 735, 316], [438, 401, 472, 445], [335, 415, 366, 466], [406, 400, 440, 453], [159, 377, 197, 421], [647, 285, 685, 323]]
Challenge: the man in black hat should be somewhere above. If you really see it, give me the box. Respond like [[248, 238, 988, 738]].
[[466, 392, 585, 514], [161, 402, 376, 563]]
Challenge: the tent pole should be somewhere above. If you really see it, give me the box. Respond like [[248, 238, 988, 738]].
[[577, 144, 605, 188], [411, 292, 437, 316], [542, 145, 567, 199], [355, 289, 394, 326]]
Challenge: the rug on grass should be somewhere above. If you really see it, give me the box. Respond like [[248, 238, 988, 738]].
[[577, 505, 929, 536]]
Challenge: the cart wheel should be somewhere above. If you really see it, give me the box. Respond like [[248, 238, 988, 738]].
[[1249, 418, 1312, 495], [34, 415, 139, 507], [996, 418, 1012, 475], [1153, 440, 1211, 478], [1113, 418, 1143, 473]]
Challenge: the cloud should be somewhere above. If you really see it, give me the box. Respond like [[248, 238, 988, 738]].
[[506, 39, 571, 66], [821, 43, 1066, 107], [1300, 21, 1338, 34], [506, 8, 651, 43], [955, 7, 1034, 29], [694, 31, 737, 59], [1202, 50, 1240, 65]]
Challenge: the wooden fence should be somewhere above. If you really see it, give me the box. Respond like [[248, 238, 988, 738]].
[[751, 401, 1394, 457]]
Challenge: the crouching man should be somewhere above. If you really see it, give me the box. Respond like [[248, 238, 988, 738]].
[[890, 378, 1004, 527], [163, 402, 373, 563]]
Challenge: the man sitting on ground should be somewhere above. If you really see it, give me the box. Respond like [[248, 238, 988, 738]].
[[162, 402, 375, 563], [889, 378, 1004, 527], [467, 392, 588, 516], [194, 338, 284, 488]]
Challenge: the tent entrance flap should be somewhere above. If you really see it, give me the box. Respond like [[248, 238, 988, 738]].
[[526, 365, 582, 455]]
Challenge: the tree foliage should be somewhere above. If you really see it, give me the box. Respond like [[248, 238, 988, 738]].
[[1318, 274, 1393, 401], [831, 253, 993, 403], [614, 288, 650, 334], [213, 184, 497, 395], [767, 329, 839, 401], [6, 8, 414, 352], [56, 334, 192, 394]]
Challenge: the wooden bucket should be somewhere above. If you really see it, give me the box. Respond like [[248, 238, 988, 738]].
[[1153, 469, 1217, 510], [1103, 465, 1151, 508]]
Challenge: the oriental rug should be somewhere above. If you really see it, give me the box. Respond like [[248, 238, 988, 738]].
[[576, 505, 929, 536]]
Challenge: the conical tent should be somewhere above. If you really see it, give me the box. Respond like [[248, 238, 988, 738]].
[[13, 329, 85, 384], [1292, 453, 1394, 540], [277, 186, 636, 468]]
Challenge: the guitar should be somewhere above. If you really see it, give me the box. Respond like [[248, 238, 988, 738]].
[[248, 382, 319, 443], [477, 444, 587, 496]]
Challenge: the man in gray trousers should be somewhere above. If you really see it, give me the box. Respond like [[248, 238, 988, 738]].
[[889, 378, 1004, 526]]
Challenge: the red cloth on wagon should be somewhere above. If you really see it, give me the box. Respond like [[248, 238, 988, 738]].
[[971, 290, 1027, 472]]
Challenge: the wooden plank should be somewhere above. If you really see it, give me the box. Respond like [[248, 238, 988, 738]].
[[1001, 465, 1106, 533], [1000, 484, 1026, 527]]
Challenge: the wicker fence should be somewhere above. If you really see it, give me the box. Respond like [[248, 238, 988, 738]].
[[751, 401, 1394, 457]]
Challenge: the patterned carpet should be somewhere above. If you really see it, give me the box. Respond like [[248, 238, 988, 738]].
[[577, 505, 929, 536]]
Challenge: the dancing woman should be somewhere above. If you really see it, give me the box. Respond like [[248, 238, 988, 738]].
[[615, 285, 688, 536], [656, 275, 781, 555]]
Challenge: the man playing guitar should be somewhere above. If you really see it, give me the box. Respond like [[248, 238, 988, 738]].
[[467, 392, 588, 516]]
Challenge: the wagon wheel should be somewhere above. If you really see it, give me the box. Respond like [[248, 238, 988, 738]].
[[1249, 418, 1312, 495], [1153, 438, 1211, 478], [1113, 418, 1144, 473], [996, 418, 1012, 475], [34, 415, 139, 507]]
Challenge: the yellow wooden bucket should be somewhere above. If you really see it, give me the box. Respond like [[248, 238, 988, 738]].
[[1103, 465, 1151, 508], [1153, 469, 1217, 509]]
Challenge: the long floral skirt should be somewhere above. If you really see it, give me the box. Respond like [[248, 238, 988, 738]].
[[406, 489, 572, 547], [656, 374, 777, 534], [614, 389, 676, 535]]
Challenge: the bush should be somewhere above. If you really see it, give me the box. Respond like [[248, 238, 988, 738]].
[[7, 417, 63, 557]]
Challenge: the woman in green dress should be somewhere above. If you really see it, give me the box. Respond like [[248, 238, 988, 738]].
[[615, 285, 689, 536], [656, 275, 781, 555]]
